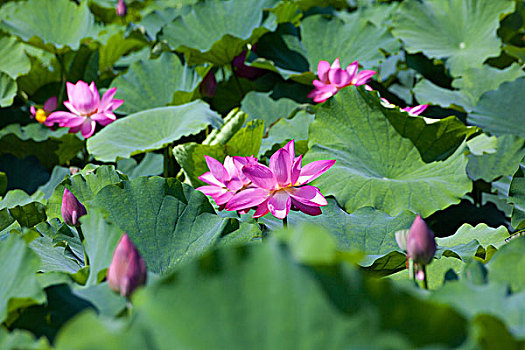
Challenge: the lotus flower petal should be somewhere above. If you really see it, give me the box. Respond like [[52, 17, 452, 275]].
[[268, 190, 291, 219], [317, 60, 331, 83], [297, 159, 336, 185], [286, 185, 327, 206], [291, 199, 322, 216], [225, 188, 270, 211], [242, 163, 277, 190]]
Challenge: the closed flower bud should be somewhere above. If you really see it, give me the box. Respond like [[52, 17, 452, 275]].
[[61, 188, 87, 226], [116, 0, 127, 17], [107, 233, 147, 298], [200, 70, 217, 98], [406, 215, 436, 265]]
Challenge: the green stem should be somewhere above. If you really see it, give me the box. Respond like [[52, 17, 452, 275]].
[[76, 225, 89, 267], [283, 217, 288, 228], [56, 54, 67, 106], [230, 64, 245, 96]]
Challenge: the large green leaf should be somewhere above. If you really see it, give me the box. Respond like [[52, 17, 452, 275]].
[[306, 87, 472, 217], [487, 238, 525, 293], [414, 64, 525, 112], [110, 53, 203, 114], [0, 35, 31, 79], [467, 135, 525, 182], [469, 78, 525, 138], [93, 177, 228, 273], [80, 209, 124, 286], [301, 11, 400, 71], [0, 72, 16, 107], [509, 159, 525, 229], [0, 0, 98, 52], [392, 0, 515, 75], [0, 330, 50, 350], [260, 110, 314, 155], [240, 91, 300, 130], [0, 234, 45, 324], [87, 101, 223, 162], [160, 0, 278, 65], [262, 199, 415, 272], [0, 124, 84, 169], [96, 28, 147, 75]]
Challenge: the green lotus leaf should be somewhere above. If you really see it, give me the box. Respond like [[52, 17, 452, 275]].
[[306, 87, 472, 217], [469, 78, 525, 139], [110, 53, 203, 114], [0, 0, 98, 53], [0, 72, 16, 108], [87, 102, 223, 162], [160, 0, 278, 65], [392, 0, 515, 75], [93, 177, 228, 273]]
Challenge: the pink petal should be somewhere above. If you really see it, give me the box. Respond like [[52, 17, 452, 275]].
[[286, 185, 327, 206], [242, 163, 277, 190], [69, 125, 82, 134], [291, 199, 322, 216], [353, 70, 376, 86], [307, 85, 338, 103], [44, 111, 80, 126], [44, 96, 57, 112], [107, 99, 124, 112], [253, 198, 270, 218], [403, 104, 428, 116], [99, 87, 117, 111], [199, 172, 223, 187], [312, 79, 330, 89], [283, 140, 295, 161], [214, 191, 234, 206], [328, 68, 352, 88], [196, 185, 228, 198], [69, 81, 98, 115], [346, 61, 358, 80], [204, 155, 229, 182], [290, 155, 302, 185], [80, 119, 97, 138], [225, 188, 270, 211], [30, 105, 36, 117], [91, 112, 116, 126], [330, 58, 340, 70], [89, 82, 100, 106], [61, 116, 87, 128], [268, 190, 291, 219], [317, 60, 331, 83], [297, 159, 336, 185], [269, 148, 292, 187], [63, 101, 81, 115], [223, 156, 238, 176]]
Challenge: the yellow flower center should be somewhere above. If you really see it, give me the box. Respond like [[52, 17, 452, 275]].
[[35, 109, 47, 123]]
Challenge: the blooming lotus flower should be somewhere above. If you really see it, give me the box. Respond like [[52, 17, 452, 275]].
[[406, 215, 436, 265], [45, 81, 123, 138], [107, 233, 147, 298], [116, 0, 127, 16], [197, 155, 259, 211], [30, 96, 57, 124], [61, 188, 87, 227], [226, 140, 335, 219], [308, 58, 376, 103]]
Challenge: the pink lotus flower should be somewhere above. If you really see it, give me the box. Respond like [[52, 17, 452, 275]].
[[61, 188, 87, 227], [30, 96, 57, 124], [116, 0, 127, 17], [226, 140, 335, 219], [308, 58, 376, 103], [107, 233, 147, 298], [45, 81, 123, 138], [197, 155, 259, 211]]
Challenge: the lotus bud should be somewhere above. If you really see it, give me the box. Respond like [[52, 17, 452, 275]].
[[200, 70, 217, 98], [406, 215, 436, 265], [61, 188, 87, 227], [107, 233, 147, 298], [116, 0, 127, 17]]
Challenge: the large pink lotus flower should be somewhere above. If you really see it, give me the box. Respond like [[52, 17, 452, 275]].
[[226, 140, 335, 219], [30, 96, 57, 124], [45, 81, 123, 138], [197, 155, 259, 211], [308, 58, 376, 103]]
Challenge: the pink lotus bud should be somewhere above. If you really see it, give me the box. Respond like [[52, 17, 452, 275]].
[[61, 188, 87, 226], [406, 215, 436, 265], [116, 0, 127, 17], [232, 50, 265, 80], [107, 233, 147, 298], [200, 70, 217, 98]]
